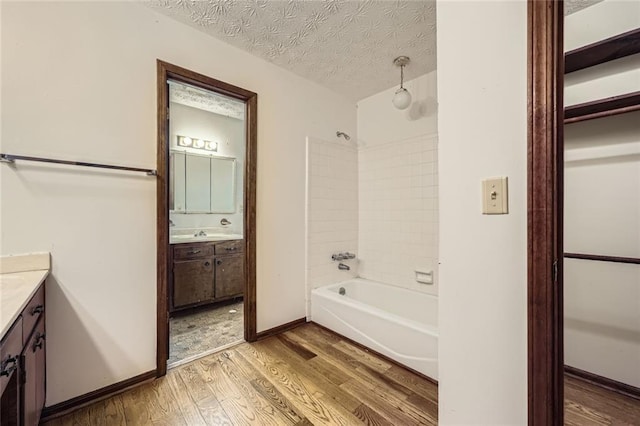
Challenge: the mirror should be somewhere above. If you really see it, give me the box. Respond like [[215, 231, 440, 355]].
[[170, 151, 236, 214]]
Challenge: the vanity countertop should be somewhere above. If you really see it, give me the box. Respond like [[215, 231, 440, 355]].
[[0, 253, 50, 339], [170, 233, 243, 244], [0, 271, 48, 338]]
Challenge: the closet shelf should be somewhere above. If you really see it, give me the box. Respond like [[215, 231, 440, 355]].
[[564, 91, 640, 124], [565, 28, 640, 74], [564, 253, 640, 265]]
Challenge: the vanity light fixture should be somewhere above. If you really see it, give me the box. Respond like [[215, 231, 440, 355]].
[[177, 135, 218, 152], [177, 136, 193, 147], [392, 56, 412, 110]]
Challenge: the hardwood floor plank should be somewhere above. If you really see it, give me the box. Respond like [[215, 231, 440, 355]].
[[235, 342, 360, 425], [120, 384, 157, 425], [353, 403, 394, 426], [102, 395, 127, 426], [220, 348, 309, 424], [332, 340, 392, 373], [565, 375, 640, 425], [165, 369, 207, 425], [256, 337, 362, 411], [282, 330, 351, 385], [340, 378, 429, 426], [175, 363, 232, 425], [564, 400, 609, 426], [276, 334, 317, 360], [198, 353, 292, 426], [143, 376, 185, 424], [216, 350, 299, 425], [386, 364, 438, 402], [286, 327, 412, 400], [85, 399, 106, 426]]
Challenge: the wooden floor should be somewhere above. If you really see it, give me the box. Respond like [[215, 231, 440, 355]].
[[565, 375, 640, 426], [43, 322, 640, 425], [44, 323, 438, 425]]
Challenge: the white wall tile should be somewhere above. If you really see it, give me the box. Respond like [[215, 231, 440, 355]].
[[357, 133, 439, 295], [305, 137, 359, 316]]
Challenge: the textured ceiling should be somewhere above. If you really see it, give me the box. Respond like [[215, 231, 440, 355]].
[[565, 0, 604, 15], [149, 0, 599, 102], [169, 81, 245, 120], [148, 0, 436, 101]]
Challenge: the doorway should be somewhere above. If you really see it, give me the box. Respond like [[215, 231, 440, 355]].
[[156, 61, 257, 376], [528, 2, 640, 424]]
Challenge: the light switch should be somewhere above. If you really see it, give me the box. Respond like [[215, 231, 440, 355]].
[[482, 177, 509, 214]]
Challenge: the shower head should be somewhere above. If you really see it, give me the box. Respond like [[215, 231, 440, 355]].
[[336, 131, 351, 141]]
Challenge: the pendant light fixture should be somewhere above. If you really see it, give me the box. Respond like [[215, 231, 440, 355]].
[[392, 56, 412, 110]]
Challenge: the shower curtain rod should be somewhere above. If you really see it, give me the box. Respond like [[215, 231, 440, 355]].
[[0, 153, 157, 176]]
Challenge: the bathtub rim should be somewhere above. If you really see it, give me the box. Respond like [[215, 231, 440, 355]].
[[311, 278, 439, 337]]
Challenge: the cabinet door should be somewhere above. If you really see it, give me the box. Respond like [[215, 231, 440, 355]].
[[173, 259, 215, 308], [215, 255, 244, 299], [22, 318, 45, 426]]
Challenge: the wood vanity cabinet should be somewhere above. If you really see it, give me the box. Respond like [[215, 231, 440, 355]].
[[0, 284, 46, 426], [170, 240, 244, 312]]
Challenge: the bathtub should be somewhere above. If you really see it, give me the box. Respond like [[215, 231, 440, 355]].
[[311, 278, 438, 380]]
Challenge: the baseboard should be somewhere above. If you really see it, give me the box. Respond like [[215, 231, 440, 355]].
[[310, 321, 438, 386], [255, 317, 307, 340], [565, 365, 640, 400], [40, 369, 157, 422]]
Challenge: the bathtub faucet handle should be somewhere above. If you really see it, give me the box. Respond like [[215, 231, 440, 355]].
[[343, 252, 356, 259], [338, 263, 350, 271]]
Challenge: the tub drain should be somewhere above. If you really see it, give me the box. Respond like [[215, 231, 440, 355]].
[[339, 287, 346, 295]]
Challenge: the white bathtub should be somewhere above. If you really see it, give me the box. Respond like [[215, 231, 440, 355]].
[[311, 278, 438, 380]]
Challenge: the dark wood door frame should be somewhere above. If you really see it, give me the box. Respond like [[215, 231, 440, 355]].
[[528, 1, 564, 424], [156, 60, 258, 377]]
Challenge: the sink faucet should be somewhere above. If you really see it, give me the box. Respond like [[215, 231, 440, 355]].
[[194, 230, 207, 237]]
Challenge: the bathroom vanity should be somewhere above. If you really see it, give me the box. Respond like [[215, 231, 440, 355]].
[[0, 253, 49, 426], [169, 239, 244, 313]]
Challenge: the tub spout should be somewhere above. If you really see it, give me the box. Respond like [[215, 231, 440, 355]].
[[338, 263, 350, 271]]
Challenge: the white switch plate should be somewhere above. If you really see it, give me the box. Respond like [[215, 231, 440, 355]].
[[482, 177, 509, 214]]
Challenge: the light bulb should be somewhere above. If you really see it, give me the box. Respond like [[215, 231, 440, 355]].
[[392, 88, 412, 110]]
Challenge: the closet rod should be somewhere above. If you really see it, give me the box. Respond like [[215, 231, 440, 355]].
[[0, 153, 157, 176], [564, 253, 640, 265]]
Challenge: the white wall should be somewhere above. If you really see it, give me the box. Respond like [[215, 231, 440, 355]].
[[305, 137, 358, 316], [564, 1, 640, 106], [357, 72, 439, 294], [0, 1, 356, 405], [169, 102, 244, 235], [564, 1, 640, 388], [437, 2, 528, 424]]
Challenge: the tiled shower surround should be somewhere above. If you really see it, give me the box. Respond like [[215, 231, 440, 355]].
[[306, 131, 439, 313], [358, 133, 439, 294], [306, 137, 359, 313]]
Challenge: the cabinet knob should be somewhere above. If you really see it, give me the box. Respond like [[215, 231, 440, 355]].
[[188, 249, 201, 255], [225, 247, 237, 251], [216, 259, 223, 265], [31, 305, 44, 315], [204, 261, 211, 267], [0, 356, 18, 376]]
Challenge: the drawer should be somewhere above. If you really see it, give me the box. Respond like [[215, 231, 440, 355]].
[[1, 317, 23, 394], [23, 285, 45, 345], [173, 243, 215, 260], [215, 240, 244, 255]]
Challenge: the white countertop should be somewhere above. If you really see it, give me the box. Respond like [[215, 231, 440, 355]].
[[170, 233, 244, 244], [0, 270, 48, 338], [1, 252, 50, 339]]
